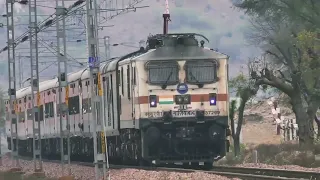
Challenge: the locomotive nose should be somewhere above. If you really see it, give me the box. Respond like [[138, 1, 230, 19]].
[[145, 126, 160, 146]]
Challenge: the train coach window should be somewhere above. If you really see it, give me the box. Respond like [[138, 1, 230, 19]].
[[39, 105, 44, 121], [185, 60, 218, 84], [133, 67, 136, 85], [57, 103, 67, 116], [68, 96, 80, 115], [5, 113, 9, 121], [27, 109, 32, 120], [82, 98, 92, 114], [45, 102, 54, 118], [127, 65, 131, 99], [121, 67, 124, 95], [145, 61, 179, 85], [18, 112, 25, 122], [34, 106, 43, 122]]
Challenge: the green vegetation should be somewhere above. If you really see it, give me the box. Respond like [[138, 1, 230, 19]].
[[232, 0, 320, 145]]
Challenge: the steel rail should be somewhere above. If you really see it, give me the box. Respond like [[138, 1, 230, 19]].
[[212, 166, 320, 180], [14, 155, 318, 180]]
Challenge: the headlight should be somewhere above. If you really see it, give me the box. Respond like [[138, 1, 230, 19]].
[[209, 93, 217, 106], [149, 95, 157, 107]]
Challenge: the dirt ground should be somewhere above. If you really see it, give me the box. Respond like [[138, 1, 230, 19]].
[[242, 120, 281, 145], [240, 99, 288, 146]]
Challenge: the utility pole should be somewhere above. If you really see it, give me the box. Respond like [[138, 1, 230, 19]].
[[56, 0, 72, 177], [6, 0, 20, 169], [104, 36, 110, 60], [18, 53, 23, 88], [86, 0, 107, 179], [29, 0, 43, 172]]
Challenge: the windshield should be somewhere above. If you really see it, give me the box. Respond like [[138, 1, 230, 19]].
[[185, 60, 218, 84], [146, 61, 179, 85]]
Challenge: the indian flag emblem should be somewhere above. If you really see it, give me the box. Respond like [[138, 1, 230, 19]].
[[159, 95, 174, 105]]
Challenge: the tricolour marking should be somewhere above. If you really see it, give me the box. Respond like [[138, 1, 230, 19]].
[[159, 95, 174, 105], [135, 93, 228, 104]]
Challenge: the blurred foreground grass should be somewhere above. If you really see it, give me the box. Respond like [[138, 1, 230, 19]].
[[0, 171, 57, 180]]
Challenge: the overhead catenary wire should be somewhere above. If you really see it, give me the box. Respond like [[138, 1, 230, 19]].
[[2, 0, 148, 82], [0, 0, 86, 54]]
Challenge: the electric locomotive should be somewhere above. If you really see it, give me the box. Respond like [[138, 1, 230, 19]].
[[128, 33, 231, 167]]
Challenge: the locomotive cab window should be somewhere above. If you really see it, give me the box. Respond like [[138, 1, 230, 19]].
[[185, 60, 218, 84], [146, 61, 179, 85]]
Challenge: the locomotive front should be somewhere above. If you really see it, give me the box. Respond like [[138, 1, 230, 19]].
[[135, 34, 230, 166]]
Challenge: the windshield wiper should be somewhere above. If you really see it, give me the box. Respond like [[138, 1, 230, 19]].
[[189, 71, 204, 88], [161, 71, 173, 89]]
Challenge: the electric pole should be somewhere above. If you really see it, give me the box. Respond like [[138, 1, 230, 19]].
[[29, 0, 43, 172], [56, 0, 72, 177], [6, 0, 20, 169], [86, 0, 107, 179]]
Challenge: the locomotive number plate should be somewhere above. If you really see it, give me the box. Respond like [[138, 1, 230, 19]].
[[144, 110, 220, 118], [204, 111, 220, 115], [172, 111, 196, 117]]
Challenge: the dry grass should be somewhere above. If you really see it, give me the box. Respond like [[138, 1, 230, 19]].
[[218, 143, 320, 168], [0, 171, 57, 180]]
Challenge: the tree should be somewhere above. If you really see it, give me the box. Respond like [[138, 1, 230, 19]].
[[234, 0, 320, 145], [229, 70, 258, 156]]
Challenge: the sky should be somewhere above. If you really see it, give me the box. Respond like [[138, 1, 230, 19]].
[[0, 0, 261, 88]]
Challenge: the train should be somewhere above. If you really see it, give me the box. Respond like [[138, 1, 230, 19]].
[[4, 33, 231, 168]]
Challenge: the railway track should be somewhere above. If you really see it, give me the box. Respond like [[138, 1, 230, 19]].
[[211, 166, 320, 180], [74, 161, 320, 180], [14, 155, 320, 180]]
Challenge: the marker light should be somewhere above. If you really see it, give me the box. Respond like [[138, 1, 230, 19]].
[[209, 93, 217, 106], [149, 95, 157, 107], [175, 95, 191, 105]]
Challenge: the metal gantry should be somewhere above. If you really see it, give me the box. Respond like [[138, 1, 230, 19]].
[[29, 0, 43, 172], [6, 0, 20, 169], [86, 0, 107, 179], [56, 0, 72, 177]]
